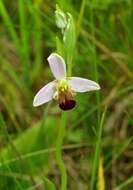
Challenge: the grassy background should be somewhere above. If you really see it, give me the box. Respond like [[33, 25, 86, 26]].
[[0, 0, 133, 189]]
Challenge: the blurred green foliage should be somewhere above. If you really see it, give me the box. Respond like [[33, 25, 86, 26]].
[[0, 0, 133, 189]]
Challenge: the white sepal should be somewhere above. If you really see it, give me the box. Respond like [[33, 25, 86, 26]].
[[33, 81, 56, 107], [47, 53, 66, 80], [69, 77, 100, 92]]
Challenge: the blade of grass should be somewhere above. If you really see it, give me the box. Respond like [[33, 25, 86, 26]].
[[113, 176, 133, 190], [90, 108, 106, 190], [105, 136, 133, 171], [89, 2, 101, 126], [4, 163, 24, 190], [0, 113, 42, 189], [28, 2, 43, 81], [43, 176, 57, 190], [19, 0, 30, 86], [0, 142, 89, 167], [76, 0, 86, 38], [0, 58, 31, 99], [0, 0, 20, 52], [0, 113, 24, 190]]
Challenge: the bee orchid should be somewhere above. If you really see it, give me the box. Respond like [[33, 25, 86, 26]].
[[33, 53, 100, 110]]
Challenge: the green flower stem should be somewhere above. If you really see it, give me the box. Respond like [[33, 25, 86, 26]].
[[67, 63, 72, 78], [55, 51, 72, 190], [56, 111, 67, 190], [55, 9, 75, 189]]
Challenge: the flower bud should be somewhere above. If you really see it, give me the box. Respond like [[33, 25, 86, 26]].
[[55, 5, 67, 30]]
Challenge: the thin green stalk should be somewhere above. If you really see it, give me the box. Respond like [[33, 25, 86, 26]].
[[56, 112, 67, 190], [90, 108, 106, 190], [67, 62, 72, 78]]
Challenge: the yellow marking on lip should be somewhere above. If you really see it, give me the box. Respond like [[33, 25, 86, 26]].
[[61, 88, 65, 92], [58, 79, 69, 92]]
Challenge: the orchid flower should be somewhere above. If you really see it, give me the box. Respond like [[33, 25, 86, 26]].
[[33, 53, 100, 110]]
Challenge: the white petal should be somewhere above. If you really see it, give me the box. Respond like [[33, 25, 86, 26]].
[[33, 81, 56, 107], [69, 77, 100, 92], [47, 53, 66, 80]]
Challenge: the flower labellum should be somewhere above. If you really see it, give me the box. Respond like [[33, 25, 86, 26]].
[[33, 53, 100, 111], [59, 89, 76, 110]]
